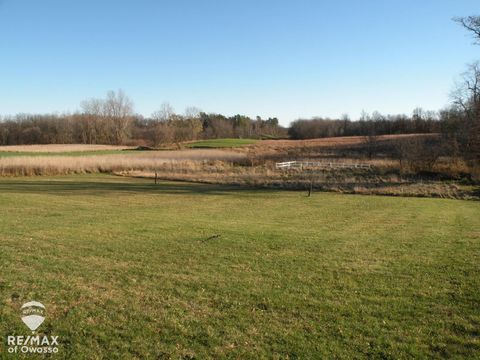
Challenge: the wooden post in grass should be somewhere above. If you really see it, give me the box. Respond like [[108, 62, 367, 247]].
[[155, 170, 158, 184], [306, 168, 314, 197]]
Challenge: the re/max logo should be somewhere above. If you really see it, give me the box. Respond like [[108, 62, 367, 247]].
[[7, 335, 59, 346]]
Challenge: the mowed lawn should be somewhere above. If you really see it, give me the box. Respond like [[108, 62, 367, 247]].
[[0, 175, 478, 359]]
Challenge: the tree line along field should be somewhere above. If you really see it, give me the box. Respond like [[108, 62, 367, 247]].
[[0, 174, 478, 358]]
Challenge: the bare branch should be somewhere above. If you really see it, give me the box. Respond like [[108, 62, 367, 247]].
[[454, 16, 480, 44]]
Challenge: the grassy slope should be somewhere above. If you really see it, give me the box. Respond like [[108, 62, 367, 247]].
[[185, 138, 257, 148], [0, 175, 478, 359]]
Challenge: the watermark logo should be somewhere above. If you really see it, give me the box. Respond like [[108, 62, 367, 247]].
[[6, 300, 60, 355], [20, 301, 45, 332]]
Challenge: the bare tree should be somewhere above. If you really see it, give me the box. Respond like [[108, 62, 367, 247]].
[[454, 16, 480, 44], [184, 106, 202, 119], [451, 16, 480, 162], [81, 98, 103, 116], [104, 90, 133, 118], [362, 111, 382, 159], [394, 137, 443, 173], [79, 90, 134, 144], [150, 104, 177, 146], [151, 122, 174, 147], [152, 102, 175, 122], [104, 90, 134, 144], [79, 98, 104, 144], [451, 62, 480, 114], [451, 62, 480, 160]]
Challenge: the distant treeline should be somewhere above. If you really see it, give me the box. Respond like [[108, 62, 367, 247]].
[[0, 106, 454, 145], [0, 87, 478, 165], [290, 105, 479, 163], [288, 110, 442, 139], [0, 91, 286, 146]]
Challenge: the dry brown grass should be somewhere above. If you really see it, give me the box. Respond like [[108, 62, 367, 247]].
[[0, 144, 134, 152], [348, 183, 465, 199], [117, 157, 479, 200], [122, 168, 477, 200], [251, 134, 437, 150], [234, 134, 440, 164], [0, 138, 476, 199], [0, 150, 245, 176]]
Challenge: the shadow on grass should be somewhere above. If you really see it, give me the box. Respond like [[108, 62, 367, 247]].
[[0, 178, 263, 197], [472, 186, 480, 198], [1, 176, 472, 199]]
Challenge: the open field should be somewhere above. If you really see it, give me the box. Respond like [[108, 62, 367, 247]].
[[0, 144, 138, 158], [0, 135, 422, 154], [0, 150, 138, 158], [252, 134, 438, 150], [0, 174, 478, 358], [0, 144, 133, 153], [0, 136, 477, 199], [0, 149, 244, 176], [185, 139, 258, 148], [237, 134, 441, 161], [122, 167, 479, 200], [0, 134, 440, 160]]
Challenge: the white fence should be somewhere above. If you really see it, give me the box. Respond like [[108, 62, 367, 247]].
[[275, 161, 371, 170]]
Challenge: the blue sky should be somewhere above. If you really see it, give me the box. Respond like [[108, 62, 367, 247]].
[[0, 0, 478, 125]]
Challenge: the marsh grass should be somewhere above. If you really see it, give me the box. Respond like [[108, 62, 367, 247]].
[[0, 150, 245, 176]]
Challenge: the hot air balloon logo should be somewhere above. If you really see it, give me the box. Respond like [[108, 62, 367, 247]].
[[20, 301, 46, 332]]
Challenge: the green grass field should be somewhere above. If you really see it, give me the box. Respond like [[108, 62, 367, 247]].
[[0, 175, 478, 359], [185, 138, 257, 148]]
